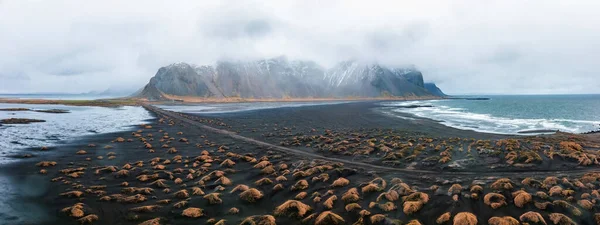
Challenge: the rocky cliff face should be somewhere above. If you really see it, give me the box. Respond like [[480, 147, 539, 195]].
[[137, 57, 444, 100], [424, 83, 446, 96]]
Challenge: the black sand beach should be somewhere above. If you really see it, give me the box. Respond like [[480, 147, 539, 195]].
[[3, 101, 600, 225]]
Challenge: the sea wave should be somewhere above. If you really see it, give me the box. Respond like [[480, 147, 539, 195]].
[[382, 101, 600, 135]]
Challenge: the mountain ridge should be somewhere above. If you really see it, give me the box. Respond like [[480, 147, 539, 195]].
[[136, 57, 444, 100]]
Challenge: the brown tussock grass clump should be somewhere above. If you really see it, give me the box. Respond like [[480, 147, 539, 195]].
[[156, 199, 171, 204], [203, 193, 222, 204], [403, 192, 430, 203], [484, 193, 507, 209], [78, 214, 99, 224], [291, 179, 309, 191], [182, 207, 204, 218], [36, 161, 57, 167], [549, 186, 563, 196], [230, 184, 249, 193], [261, 166, 275, 174], [119, 194, 147, 204], [342, 188, 360, 202], [553, 200, 582, 216], [215, 176, 232, 186], [470, 185, 483, 193], [173, 189, 189, 199], [359, 210, 371, 217], [370, 214, 386, 224], [536, 191, 549, 199], [377, 190, 399, 202], [239, 188, 264, 202], [331, 177, 350, 187], [448, 184, 463, 194], [488, 216, 519, 225], [519, 211, 547, 224], [240, 215, 276, 225], [543, 176, 559, 187], [228, 207, 239, 215], [560, 141, 583, 152], [253, 160, 271, 169], [562, 189, 575, 197], [130, 205, 161, 212], [315, 211, 345, 225], [61, 203, 85, 218], [402, 192, 429, 214], [490, 178, 513, 190], [274, 200, 312, 217], [116, 169, 129, 177], [362, 183, 382, 193], [407, 220, 423, 225], [173, 200, 187, 208], [272, 183, 284, 192], [403, 201, 424, 214], [60, 190, 84, 198], [512, 190, 532, 208], [138, 217, 161, 225], [453, 212, 477, 225], [535, 201, 551, 210], [549, 213, 575, 225], [174, 178, 183, 184], [522, 177, 543, 187], [378, 201, 396, 212], [578, 199, 593, 210], [191, 187, 204, 196], [295, 192, 307, 200], [186, 173, 194, 180], [255, 177, 273, 186], [122, 163, 132, 170], [390, 182, 414, 195], [436, 212, 451, 224], [276, 175, 287, 182], [368, 201, 376, 209], [345, 203, 361, 212], [121, 187, 154, 195], [593, 190, 600, 198], [323, 195, 337, 209], [167, 147, 177, 154]]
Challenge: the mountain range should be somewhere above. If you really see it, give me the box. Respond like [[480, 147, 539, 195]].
[[136, 57, 445, 100]]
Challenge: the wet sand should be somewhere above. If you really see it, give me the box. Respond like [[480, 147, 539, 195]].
[[2, 101, 600, 225]]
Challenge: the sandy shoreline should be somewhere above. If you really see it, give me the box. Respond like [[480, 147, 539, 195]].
[[2, 101, 600, 225]]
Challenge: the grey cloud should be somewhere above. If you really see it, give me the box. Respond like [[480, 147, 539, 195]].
[[203, 18, 273, 39], [0, 0, 599, 94], [480, 47, 522, 65], [0, 72, 29, 80]]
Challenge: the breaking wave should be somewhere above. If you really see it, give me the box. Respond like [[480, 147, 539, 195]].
[[382, 99, 600, 135]]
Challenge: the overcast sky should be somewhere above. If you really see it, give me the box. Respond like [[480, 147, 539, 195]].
[[1, 0, 599, 94]]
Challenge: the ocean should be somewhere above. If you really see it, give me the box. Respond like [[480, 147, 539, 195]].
[[157, 101, 350, 114], [0, 103, 153, 163], [382, 95, 600, 135]]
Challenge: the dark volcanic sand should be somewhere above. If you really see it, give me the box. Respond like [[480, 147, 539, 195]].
[[2, 101, 600, 225]]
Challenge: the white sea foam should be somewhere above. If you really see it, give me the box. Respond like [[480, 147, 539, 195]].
[[0, 103, 153, 162], [382, 100, 600, 134]]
